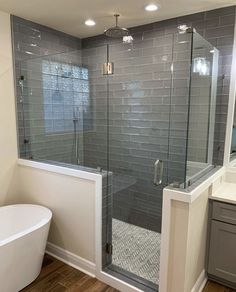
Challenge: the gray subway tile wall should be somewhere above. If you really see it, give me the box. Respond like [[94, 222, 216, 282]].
[[82, 34, 184, 231], [12, 16, 82, 164], [81, 6, 235, 231], [12, 7, 236, 233]]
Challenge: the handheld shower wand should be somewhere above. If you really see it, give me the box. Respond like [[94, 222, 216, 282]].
[[73, 106, 80, 165]]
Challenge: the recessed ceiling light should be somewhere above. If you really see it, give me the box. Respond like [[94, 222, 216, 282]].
[[85, 19, 96, 26], [145, 4, 159, 11]]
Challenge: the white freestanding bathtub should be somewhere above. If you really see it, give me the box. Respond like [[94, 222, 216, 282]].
[[0, 204, 52, 292]]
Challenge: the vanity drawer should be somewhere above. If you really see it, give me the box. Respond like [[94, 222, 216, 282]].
[[212, 201, 236, 225]]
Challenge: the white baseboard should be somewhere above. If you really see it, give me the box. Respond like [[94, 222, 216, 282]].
[[191, 270, 208, 292], [46, 242, 96, 278]]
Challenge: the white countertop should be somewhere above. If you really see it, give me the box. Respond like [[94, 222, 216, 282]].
[[210, 182, 236, 204]]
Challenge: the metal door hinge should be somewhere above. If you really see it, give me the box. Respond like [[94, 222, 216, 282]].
[[106, 243, 113, 255], [102, 62, 114, 75]]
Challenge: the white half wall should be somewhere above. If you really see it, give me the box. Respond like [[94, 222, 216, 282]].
[[165, 192, 209, 292], [17, 163, 98, 264], [161, 168, 224, 292], [185, 188, 209, 292]]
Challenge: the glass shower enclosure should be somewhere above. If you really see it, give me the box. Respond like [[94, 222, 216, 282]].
[[15, 27, 219, 291], [101, 29, 219, 291]]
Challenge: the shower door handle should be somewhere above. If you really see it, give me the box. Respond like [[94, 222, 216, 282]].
[[154, 159, 163, 186]]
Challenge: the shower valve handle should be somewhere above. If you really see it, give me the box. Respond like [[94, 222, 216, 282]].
[[154, 159, 163, 186]]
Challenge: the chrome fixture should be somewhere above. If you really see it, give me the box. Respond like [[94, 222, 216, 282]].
[[73, 106, 80, 165], [177, 25, 195, 34], [104, 14, 130, 38], [153, 159, 164, 186], [123, 35, 133, 44], [193, 57, 210, 76], [18, 75, 31, 157], [102, 62, 114, 75]]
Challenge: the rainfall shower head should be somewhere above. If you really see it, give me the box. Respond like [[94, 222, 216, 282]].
[[104, 14, 130, 38]]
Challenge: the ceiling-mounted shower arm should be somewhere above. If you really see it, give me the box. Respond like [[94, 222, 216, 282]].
[[114, 14, 119, 26], [104, 14, 130, 38]]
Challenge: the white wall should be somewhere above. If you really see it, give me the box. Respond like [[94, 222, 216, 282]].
[[17, 165, 97, 263], [0, 11, 18, 205]]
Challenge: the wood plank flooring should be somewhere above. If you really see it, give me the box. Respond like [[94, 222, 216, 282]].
[[21, 254, 119, 292], [20, 254, 236, 292], [203, 281, 236, 292]]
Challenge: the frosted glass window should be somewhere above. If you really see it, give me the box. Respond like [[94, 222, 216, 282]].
[[42, 60, 90, 133]]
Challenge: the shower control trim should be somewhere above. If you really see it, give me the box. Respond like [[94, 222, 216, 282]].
[[102, 62, 114, 75], [154, 159, 163, 186]]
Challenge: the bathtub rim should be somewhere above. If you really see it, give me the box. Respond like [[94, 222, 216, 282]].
[[0, 204, 52, 247]]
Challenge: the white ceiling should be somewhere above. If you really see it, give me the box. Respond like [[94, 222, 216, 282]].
[[0, 0, 235, 38]]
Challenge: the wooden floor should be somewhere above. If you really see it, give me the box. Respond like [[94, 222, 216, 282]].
[[203, 281, 236, 292], [21, 254, 236, 292], [21, 254, 119, 292]]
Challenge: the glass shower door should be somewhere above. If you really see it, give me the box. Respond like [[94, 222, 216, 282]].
[[102, 34, 188, 290]]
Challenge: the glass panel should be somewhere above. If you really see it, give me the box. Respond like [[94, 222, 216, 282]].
[[17, 47, 108, 173], [230, 99, 236, 160], [102, 35, 177, 290], [185, 32, 219, 185], [168, 31, 193, 188]]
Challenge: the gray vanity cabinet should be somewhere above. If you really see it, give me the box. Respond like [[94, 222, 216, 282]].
[[207, 200, 236, 288]]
